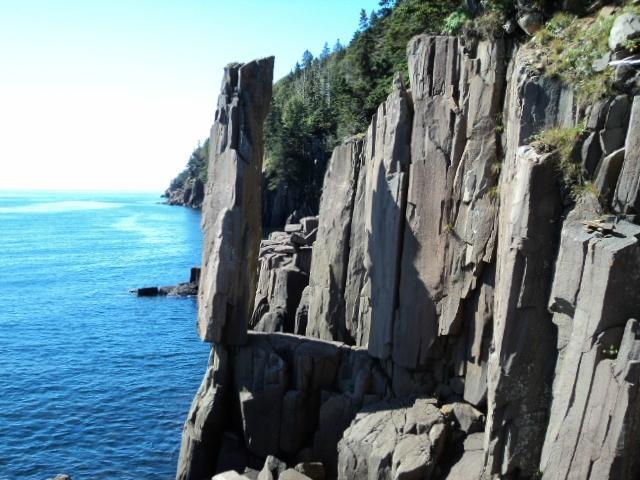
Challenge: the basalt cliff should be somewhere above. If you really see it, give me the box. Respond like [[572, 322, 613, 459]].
[[176, 17, 640, 480]]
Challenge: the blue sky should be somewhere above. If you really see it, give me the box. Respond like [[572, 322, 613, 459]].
[[0, 0, 380, 191]]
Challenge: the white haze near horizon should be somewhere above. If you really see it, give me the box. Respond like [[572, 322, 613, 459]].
[[0, 0, 379, 192]]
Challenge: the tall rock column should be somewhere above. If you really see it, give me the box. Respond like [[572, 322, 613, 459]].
[[393, 36, 504, 371], [306, 138, 363, 341], [483, 46, 576, 477], [357, 75, 412, 358], [198, 57, 274, 344], [394, 35, 464, 369]]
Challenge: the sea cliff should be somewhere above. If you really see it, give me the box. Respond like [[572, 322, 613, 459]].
[[177, 6, 640, 480]]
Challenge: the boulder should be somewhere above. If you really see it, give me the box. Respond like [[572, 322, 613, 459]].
[[337, 398, 445, 480], [441, 402, 484, 434], [609, 13, 640, 51], [136, 286, 159, 297], [518, 12, 544, 36]]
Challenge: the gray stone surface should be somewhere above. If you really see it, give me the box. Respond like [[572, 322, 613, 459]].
[[395, 36, 503, 369], [294, 462, 325, 480], [337, 397, 445, 480], [485, 147, 563, 478], [444, 433, 484, 480], [441, 402, 484, 434], [177, 346, 229, 480], [614, 96, 640, 213], [252, 226, 312, 334], [257, 455, 287, 480], [179, 31, 640, 480], [609, 13, 640, 51], [541, 221, 640, 479], [342, 73, 412, 356], [595, 148, 625, 206], [306, 139, 363, 341], [198, 57, 274, 343]]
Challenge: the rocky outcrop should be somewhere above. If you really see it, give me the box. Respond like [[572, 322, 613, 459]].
[[337, 397, 447, 480], [198, 57, 274, 343], [251, 219, 316, 334], [164, 177, 206, 208], [179, 26, 640, 480], [540, 220, 640, 479], [134, 267, 201, 297]]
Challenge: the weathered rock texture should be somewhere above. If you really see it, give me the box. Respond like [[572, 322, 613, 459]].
[[251, 219, 316, 334], [179, 31, 640, 480], [198, 57, 274, 343]]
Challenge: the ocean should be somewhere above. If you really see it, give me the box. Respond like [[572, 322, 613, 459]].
[[0, 191, 210, 479]]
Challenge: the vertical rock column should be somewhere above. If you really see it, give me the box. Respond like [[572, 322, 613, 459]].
[[394, 35, 463, 369], [177, 57, 274, 480], [393, 36, 505, 372], [484, 146, 563, 477], [342, 75, 413, 355], [306, 139, 363, 341], [484, 46, 576, 478], [198, 57, 275, 344], [361, 75, 412, 359]]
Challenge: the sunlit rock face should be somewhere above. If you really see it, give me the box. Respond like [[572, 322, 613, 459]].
[[178, 27, 640, 480], [198, 57, 274, 344]]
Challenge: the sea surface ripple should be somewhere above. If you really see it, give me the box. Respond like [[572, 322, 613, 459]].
[[0, 191, 210, 479]]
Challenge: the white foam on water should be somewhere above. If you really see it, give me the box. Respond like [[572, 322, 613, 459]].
[[0, 200, 122, 214], [111, 215, 169, 244]]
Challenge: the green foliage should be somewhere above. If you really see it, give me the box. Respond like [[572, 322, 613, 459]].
[[443, 8, 471, 34], [264, 0, 465, 202], [530, 125, 588, 199], [167, 139, 209, 191], [602, 344, 619, 359], [625, 37, 640, 54], [533, 11, 615, 104], [464, 8, 508, 39]]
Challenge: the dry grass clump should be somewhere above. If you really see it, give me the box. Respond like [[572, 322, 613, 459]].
[[530, 125, 589, 199], [532, 12, 615, 104]]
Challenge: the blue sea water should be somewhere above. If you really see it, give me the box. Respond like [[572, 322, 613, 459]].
[[0, 191, 210, 480]]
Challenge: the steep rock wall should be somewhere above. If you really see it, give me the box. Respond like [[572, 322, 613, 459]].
[[179, 31, 640, 480]]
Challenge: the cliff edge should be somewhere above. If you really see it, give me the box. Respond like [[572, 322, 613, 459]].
[[177, 9, 640, 480]]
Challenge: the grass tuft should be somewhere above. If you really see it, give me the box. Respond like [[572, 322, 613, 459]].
[[530, 125, 591, 199], [532, 11, 615, 105]]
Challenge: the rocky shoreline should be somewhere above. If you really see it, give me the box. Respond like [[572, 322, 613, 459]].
[[133, 267, 201, 297]]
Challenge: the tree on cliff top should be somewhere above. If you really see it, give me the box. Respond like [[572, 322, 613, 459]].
[[263, 0, 458, 211]]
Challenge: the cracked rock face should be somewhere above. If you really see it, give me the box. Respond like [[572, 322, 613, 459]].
[[337, 397, 446, 480], [198, 57, 274, 344], [179, 31, 640, 480]]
